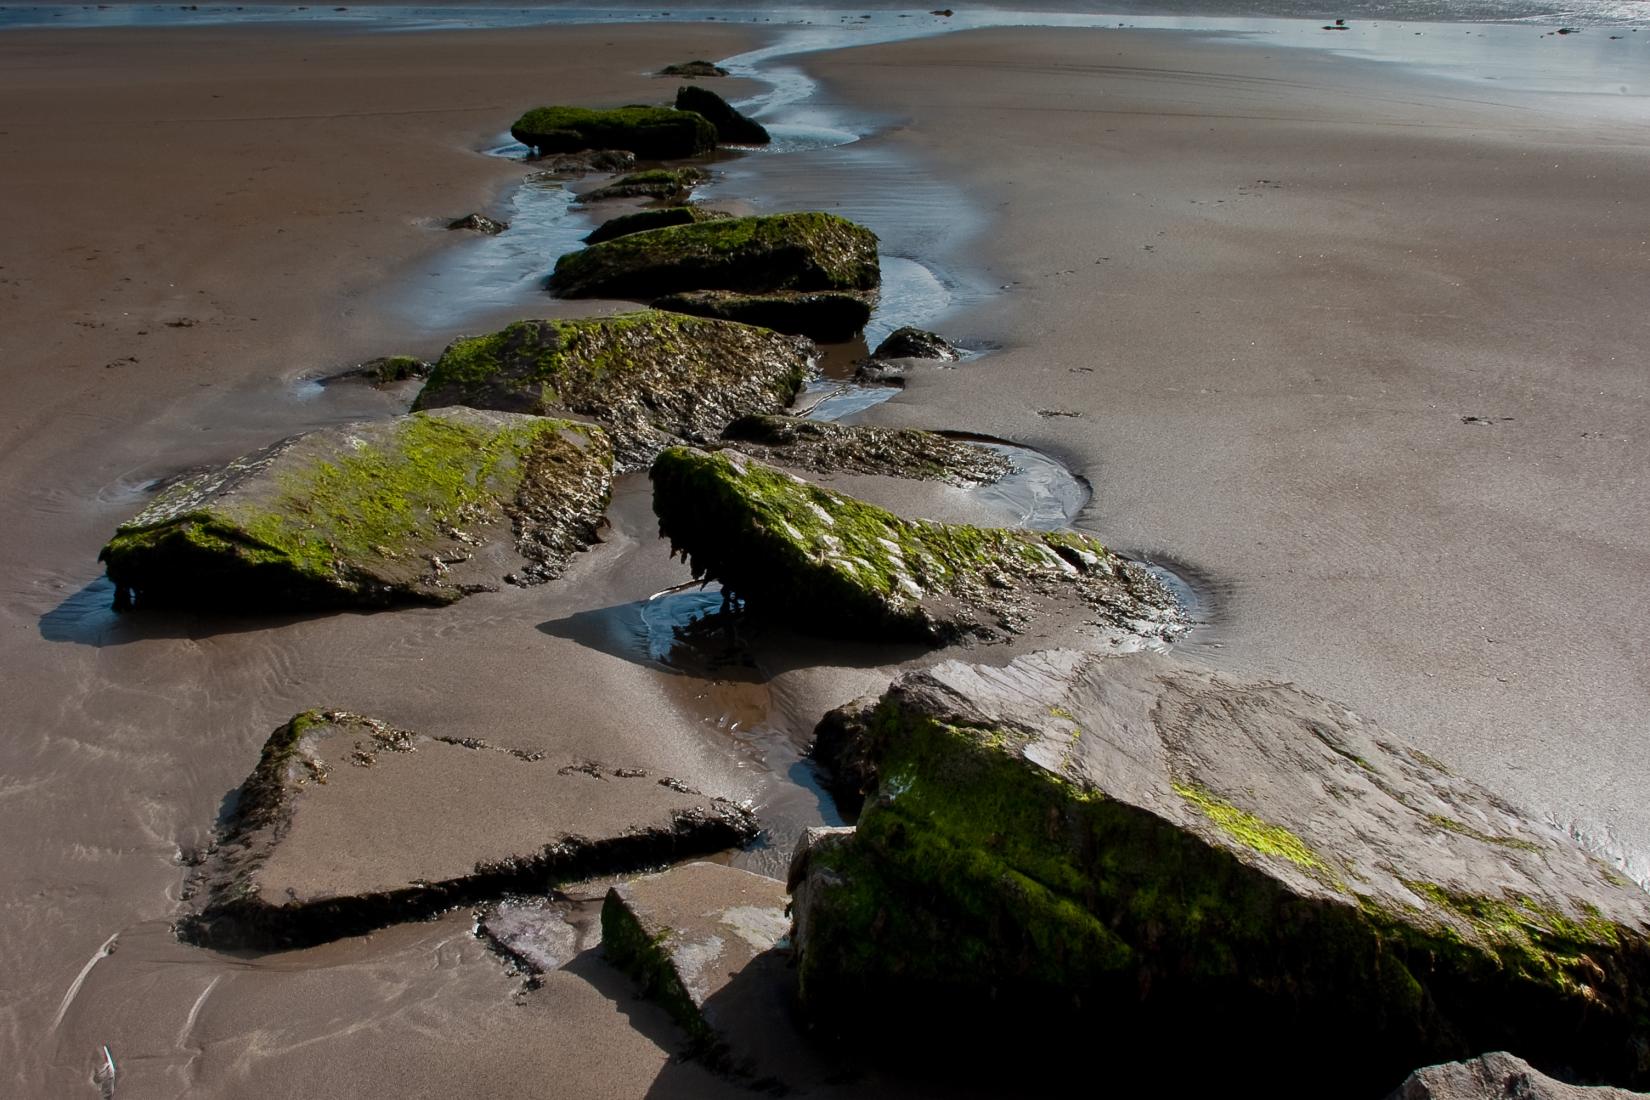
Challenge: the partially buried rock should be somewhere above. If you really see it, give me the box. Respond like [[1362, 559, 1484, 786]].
[[326, 354, 431, 387], [412, 311, 813, 470], [602, 862, 791, 1051], [479, 897, 593, 981], [658, 60, 729, 78], [100, 408, 612, 611], [549, 212, 880, 301], [585, 205, 727, 246], [675, 85, 770, 145], [718, 414, 1010, 486], [868, 326, 960, 362], [654, 288, 873, 343], [526, 148, 637, 178], [649, 447, 1183, 644], [789, 649, 1650, 1092], [1389, 1053, 1648, 1100], [180, 711, 758, 950], [510, 105, 716, 159], [578, 167, 709, 204], [448, 212, 508, 234]]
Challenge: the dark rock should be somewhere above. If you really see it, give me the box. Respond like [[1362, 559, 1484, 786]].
[[931, 8, 954, 15], [578, 167, 709, 204], [412, 311, 814, 470], [510, 105, 716, 159], [675, 85, 770, 145], [584, 205, 727, 245], [790, 649, 1650, 1091], [868, 326, 960, 362], [180, 712, 758, 950], [718, 414, 1009, 486], [526, 148, 638, 178], [549, 212, 880, 301], [327, 355, 431, 387], [653, 288, 873, 342], [1389, 1053, 1647, 1099], [648, 447, 1185, 644], [99, 408, 613, 611], [658, 60, 729, 78], [447, 212, 508, 234]]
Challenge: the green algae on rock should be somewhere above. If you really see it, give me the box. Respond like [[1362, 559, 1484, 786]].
[[548, 212, 880, 302], [510, 105, 716, 159], [675, 84, 770, 145], [585, 205, 727, 246], [99, 407, 612, 611], [412, 311, 814, 470], [717, 414, 1010, 487], [579, 167, 710, 205], [654, 288, 874, 342], [791, 650, 1650, 1090], [649, 447, 1183, 644]]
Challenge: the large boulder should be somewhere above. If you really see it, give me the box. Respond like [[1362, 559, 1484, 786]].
[[717, 414, 1010, 486], [578, 167, 709, 205], [548, 212, 880, 302], [653, 288, 874, 343], [1389, 1053, 1648, 1100], [180, 711, 758, 950], [411, 312, 814, 470], [648, 447, 1184, 644], [510, 104, 716, 159], [789, 650, 1650, 1092], [585, 205, 727, 246], [99, 408, 612, 611], [675, 85, 770, 145]]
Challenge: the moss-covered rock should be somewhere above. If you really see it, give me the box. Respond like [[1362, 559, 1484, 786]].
[[654, 288, 874, 343], [585, 205, 727, 245], [99, 408, 612, 611], [549, 212, 880, 302], [579, 167, 710, 205], [412, 312, 814, 470], [658, 60, 728, 78], [648, 447, 1183, 644], [717, 415, 1010, 486], [791, 650, 1650, 1091], [510, 104, 716, 159], [675, 85, 770, 145]]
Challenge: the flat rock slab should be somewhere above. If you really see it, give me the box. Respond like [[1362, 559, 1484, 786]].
[[602, 861, 790, 1049], [1390, 1053, 1648, 1100], [791, 649, 1650, 1090], [579, 167, 708, 204], [650, 446, 1185, 645], [413, 312, 813, 471], [479, 897, 598, 980], [717, 414, 1009, 486], [101, 407, 611, 611], [182, 712, 757, 949]]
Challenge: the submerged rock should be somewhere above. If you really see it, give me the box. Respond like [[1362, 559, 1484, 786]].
[[549, 212, 880, 302], [181, 712, 758, 950], [658, 60, 729, 78], [1389, 1053, 1647, 1100], [868, 326, 960, 362], [447, 212, 508, 234], [412, 311, 813, 470], [602, 862, 791, 1050], [675, 85, 770, 145], [579, 167, 709, 204], [653, 288, 874, 343], [717, 414, 1010, 486], [790, 649, 1650, 1091], [99, 408, 612, 611], [510, 105, 717, 159], [585, 205, 727, 245], [649, 447, 1183, 644], [526, 148, 637, 178]]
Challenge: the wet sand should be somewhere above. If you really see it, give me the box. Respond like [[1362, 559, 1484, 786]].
[[3, 13, 1649, 1100]]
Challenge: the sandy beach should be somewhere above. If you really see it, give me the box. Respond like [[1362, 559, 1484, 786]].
[[1, 9, 1647, 1097]]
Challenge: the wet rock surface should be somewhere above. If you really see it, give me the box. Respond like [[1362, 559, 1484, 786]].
[[323, 354, 431, 387], [653, 288, 874, 342], [1389, 1053, 1648, 1100], [99, 408, 613, 610], [181, 712, 758, 950], [790, 649, 1650, 1091], [717, 414, 1010, 486], [649, 447, 1184, 644], [412, 311, 813, 471], [525, 148, 637, 178], [479, 896, 597, 982], [868, 326, 960, 362], [585, 205, 727, 245], [510, 104, 716, 159], [447, 212, 508, 234], [658, 60, 729, 78], [675, 84, 770, 145], [549, 212, 880, 302], [579, 167, 709, 204], [602, 862, 790, 1052]]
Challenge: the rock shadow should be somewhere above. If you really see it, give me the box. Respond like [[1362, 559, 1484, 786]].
[[38, 577, 338, 647]]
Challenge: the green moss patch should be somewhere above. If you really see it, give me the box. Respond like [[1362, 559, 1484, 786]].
[[510, 105, 717, 159]]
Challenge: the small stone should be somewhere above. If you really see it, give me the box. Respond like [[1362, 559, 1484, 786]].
[[447, 212, 508, 234]]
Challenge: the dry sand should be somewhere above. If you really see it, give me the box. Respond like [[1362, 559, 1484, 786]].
[[1, 13, 1647, 1099]]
